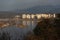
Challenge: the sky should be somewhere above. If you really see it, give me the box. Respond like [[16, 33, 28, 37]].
[[0, 0, 60, 11]]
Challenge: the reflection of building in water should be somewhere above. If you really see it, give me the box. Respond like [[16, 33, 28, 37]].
[[14, 15, 23, 26]]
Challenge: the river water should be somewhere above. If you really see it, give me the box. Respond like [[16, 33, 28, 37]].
[[0, 20, 39, 40], [22, 20, 38, 32]]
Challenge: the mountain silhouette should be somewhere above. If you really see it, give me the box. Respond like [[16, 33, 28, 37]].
[[14, 5, 60, 13]]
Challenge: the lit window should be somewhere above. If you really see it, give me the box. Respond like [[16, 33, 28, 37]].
[[26, 14, 30, 19], [31, 14, 35, 19], [22, 14, 27, 19], [36, 14, 41, 19]]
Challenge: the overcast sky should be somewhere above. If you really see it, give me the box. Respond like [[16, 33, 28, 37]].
[[0, 0, 60, 11]]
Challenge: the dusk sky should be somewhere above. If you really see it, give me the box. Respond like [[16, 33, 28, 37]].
[[0, 0, 60, 11]]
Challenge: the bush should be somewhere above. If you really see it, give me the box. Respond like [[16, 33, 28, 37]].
[[33, 18, 59, 40], [33, 18, 50, 36]]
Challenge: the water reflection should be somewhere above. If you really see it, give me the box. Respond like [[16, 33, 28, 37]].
[[22, 20, 38, 32]]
